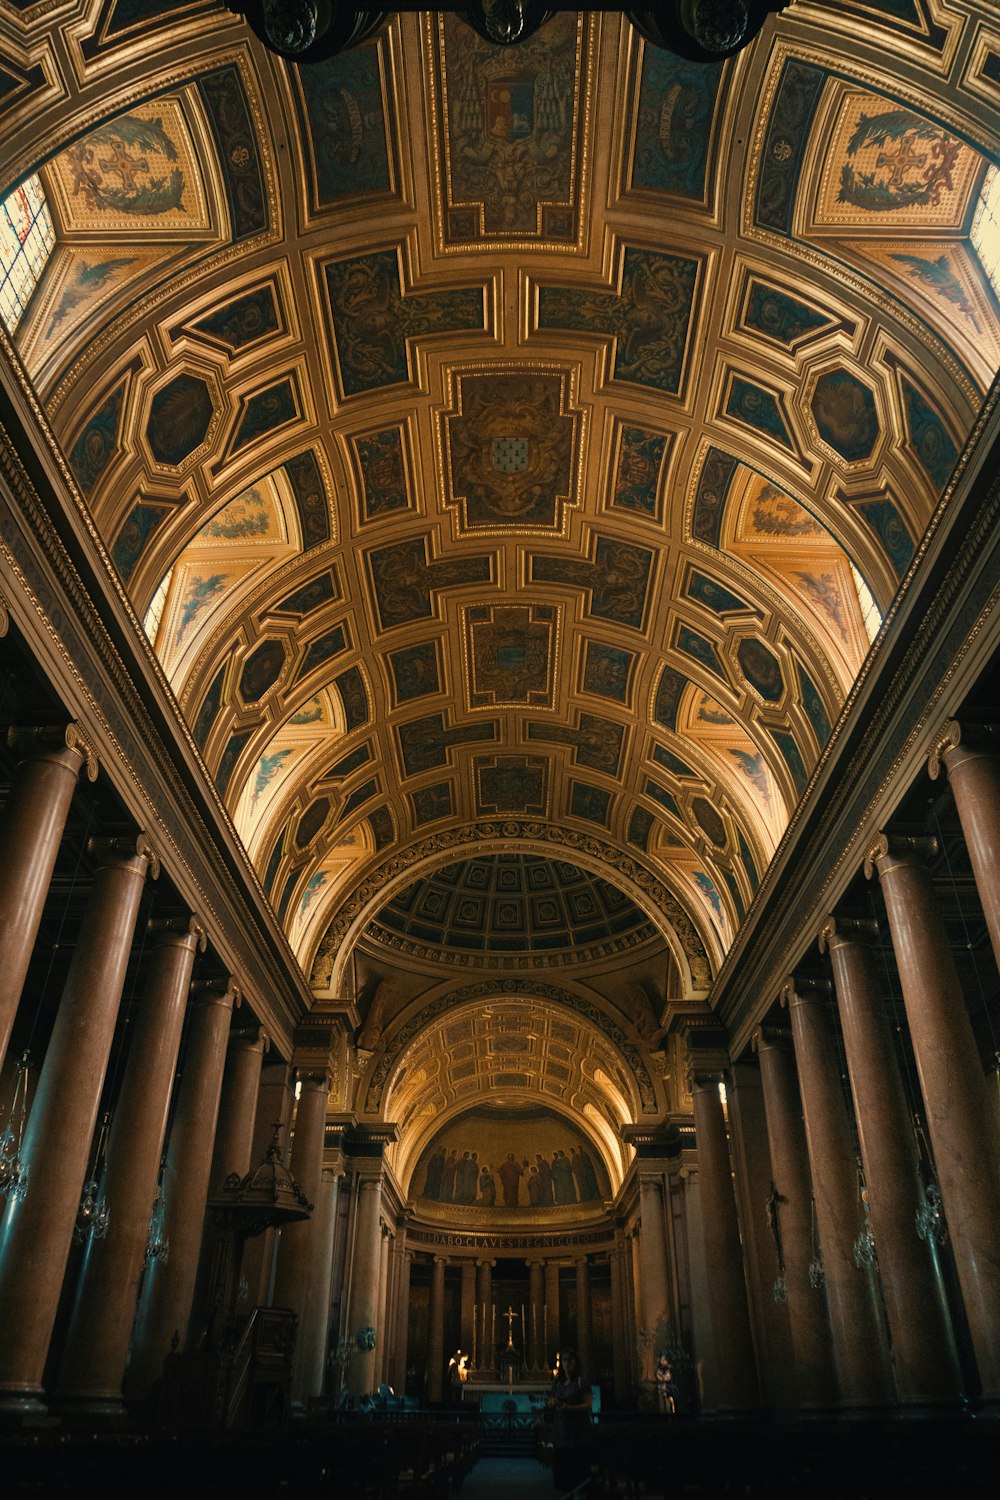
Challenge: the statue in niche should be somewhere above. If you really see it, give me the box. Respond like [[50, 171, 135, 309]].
[[623, 982, 666, 1050]]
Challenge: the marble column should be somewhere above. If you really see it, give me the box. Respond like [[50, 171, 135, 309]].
[[820, 914, 962, 1407], [298, 1164, 342, 1403], [929, 721, 1000, 972], [866, 834, 1000, 1403], [460, 1260, 476, 1355], [390, 1247, 412, 1394], [243, 1061, 294, 1306], [377, 1225, 392, 1387], [575, 1257, 592, 1376], [544, 1259, 561, 1361], [126, 977, 237, 1396], [727, 1060, 796, 1412], [210, 1027, 269, 1190], [272, 1071, 329, 1402], [0, 833, 156, 1408], [637, 1174, 671, 1355], [0, 725, 95, 1075], [783, 978, 894, 1409], [609, 1238, 630, 1401], [754, 1028, 837, 1410], [476, 1258, 494, 1367], [428, 1255, 446, 1403], [58, 916, 205, 1410], [346, 1176, 382, 1397], [528, 1259, 544, 1369], [691, 1075, 759, 1412], [272, 1073, 328, 1307]]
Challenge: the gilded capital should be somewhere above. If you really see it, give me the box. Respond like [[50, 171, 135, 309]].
[[751, 1024, 789, 1053], [927, 719, 962, 780], [147, 914, 208, 951], [818, 914, 878, 953], [7, 722, 98, 780], [87, 830, 160, 877], [780, 973, 830, 1009], [864, 832, 937, 880]]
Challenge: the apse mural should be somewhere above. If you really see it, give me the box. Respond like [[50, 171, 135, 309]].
[[414, 1106, 608, 1212]]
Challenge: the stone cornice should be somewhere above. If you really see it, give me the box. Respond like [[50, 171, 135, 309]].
[[711, 380, 1000, 1058], [0, 340, 311, 1056]]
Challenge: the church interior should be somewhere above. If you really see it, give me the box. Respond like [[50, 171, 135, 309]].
[[1, 0, 999, 1491]]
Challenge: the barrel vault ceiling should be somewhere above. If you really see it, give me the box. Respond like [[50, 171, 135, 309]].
[[3, 0, 999, 1016]]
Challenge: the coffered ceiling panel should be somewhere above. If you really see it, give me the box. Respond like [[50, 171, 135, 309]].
[[3, 0, 998, 994]]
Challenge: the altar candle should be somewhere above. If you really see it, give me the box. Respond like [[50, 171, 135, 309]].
[[521, 1304, 525, 1351], [473, 1304, 478, 1366], [492, 1302, 496, 1346]]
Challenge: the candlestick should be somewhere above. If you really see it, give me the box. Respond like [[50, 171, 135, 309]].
[[473, 1303, 478, 1367]]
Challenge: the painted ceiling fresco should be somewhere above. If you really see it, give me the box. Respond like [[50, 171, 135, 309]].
[[3, 1, 1000, 1010]]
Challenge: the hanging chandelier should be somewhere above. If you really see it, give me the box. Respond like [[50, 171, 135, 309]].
[[230, 2, 788, 63]]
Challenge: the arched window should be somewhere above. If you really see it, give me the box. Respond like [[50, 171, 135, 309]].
[[0, 175, 55, 334], [971, 164, 1000, 299]]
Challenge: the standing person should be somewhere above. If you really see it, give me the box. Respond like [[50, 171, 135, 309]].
[[655, 1353, 676, 1415], [546, 1349, 592, 1490]]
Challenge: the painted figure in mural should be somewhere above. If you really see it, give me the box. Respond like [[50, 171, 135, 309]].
[[478, 1165, 496, 1205], [551, 1149, 576, 1204], [439, 1149, 460, 1202], [497, 1153, 525, 1207], [535, 1152, 554, 1202], [624, 981, 666, 1049], [357, 976, 395, 1051], [527, 1165, 546, 1206], [423, 1146, 446, 1200], [456, 1150, 479, 1204], [571, 1145, 600, 1202]]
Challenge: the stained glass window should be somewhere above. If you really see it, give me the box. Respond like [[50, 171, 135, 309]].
[[971, 164, 1000, 298], [0, 175, 55, 334]]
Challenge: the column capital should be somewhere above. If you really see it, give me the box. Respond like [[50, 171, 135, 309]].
[[295, 1066, 332, 1092], [148, 914, 207, 952], [817, 914, 879, 955], [927, 719, 1000, 779], [433, 1254, 447, 1267], [928, 718, 963, 778], [231, 1024, 270, 1051], [751, 1023, 791, 1054], [779, 974, 831, 1010], [88, 830, 161, 879], [190, 975, 240, 1010], [7, 722, 98, 780], [863, 832, 937, 880], [476, 1257, 496, 1269]]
